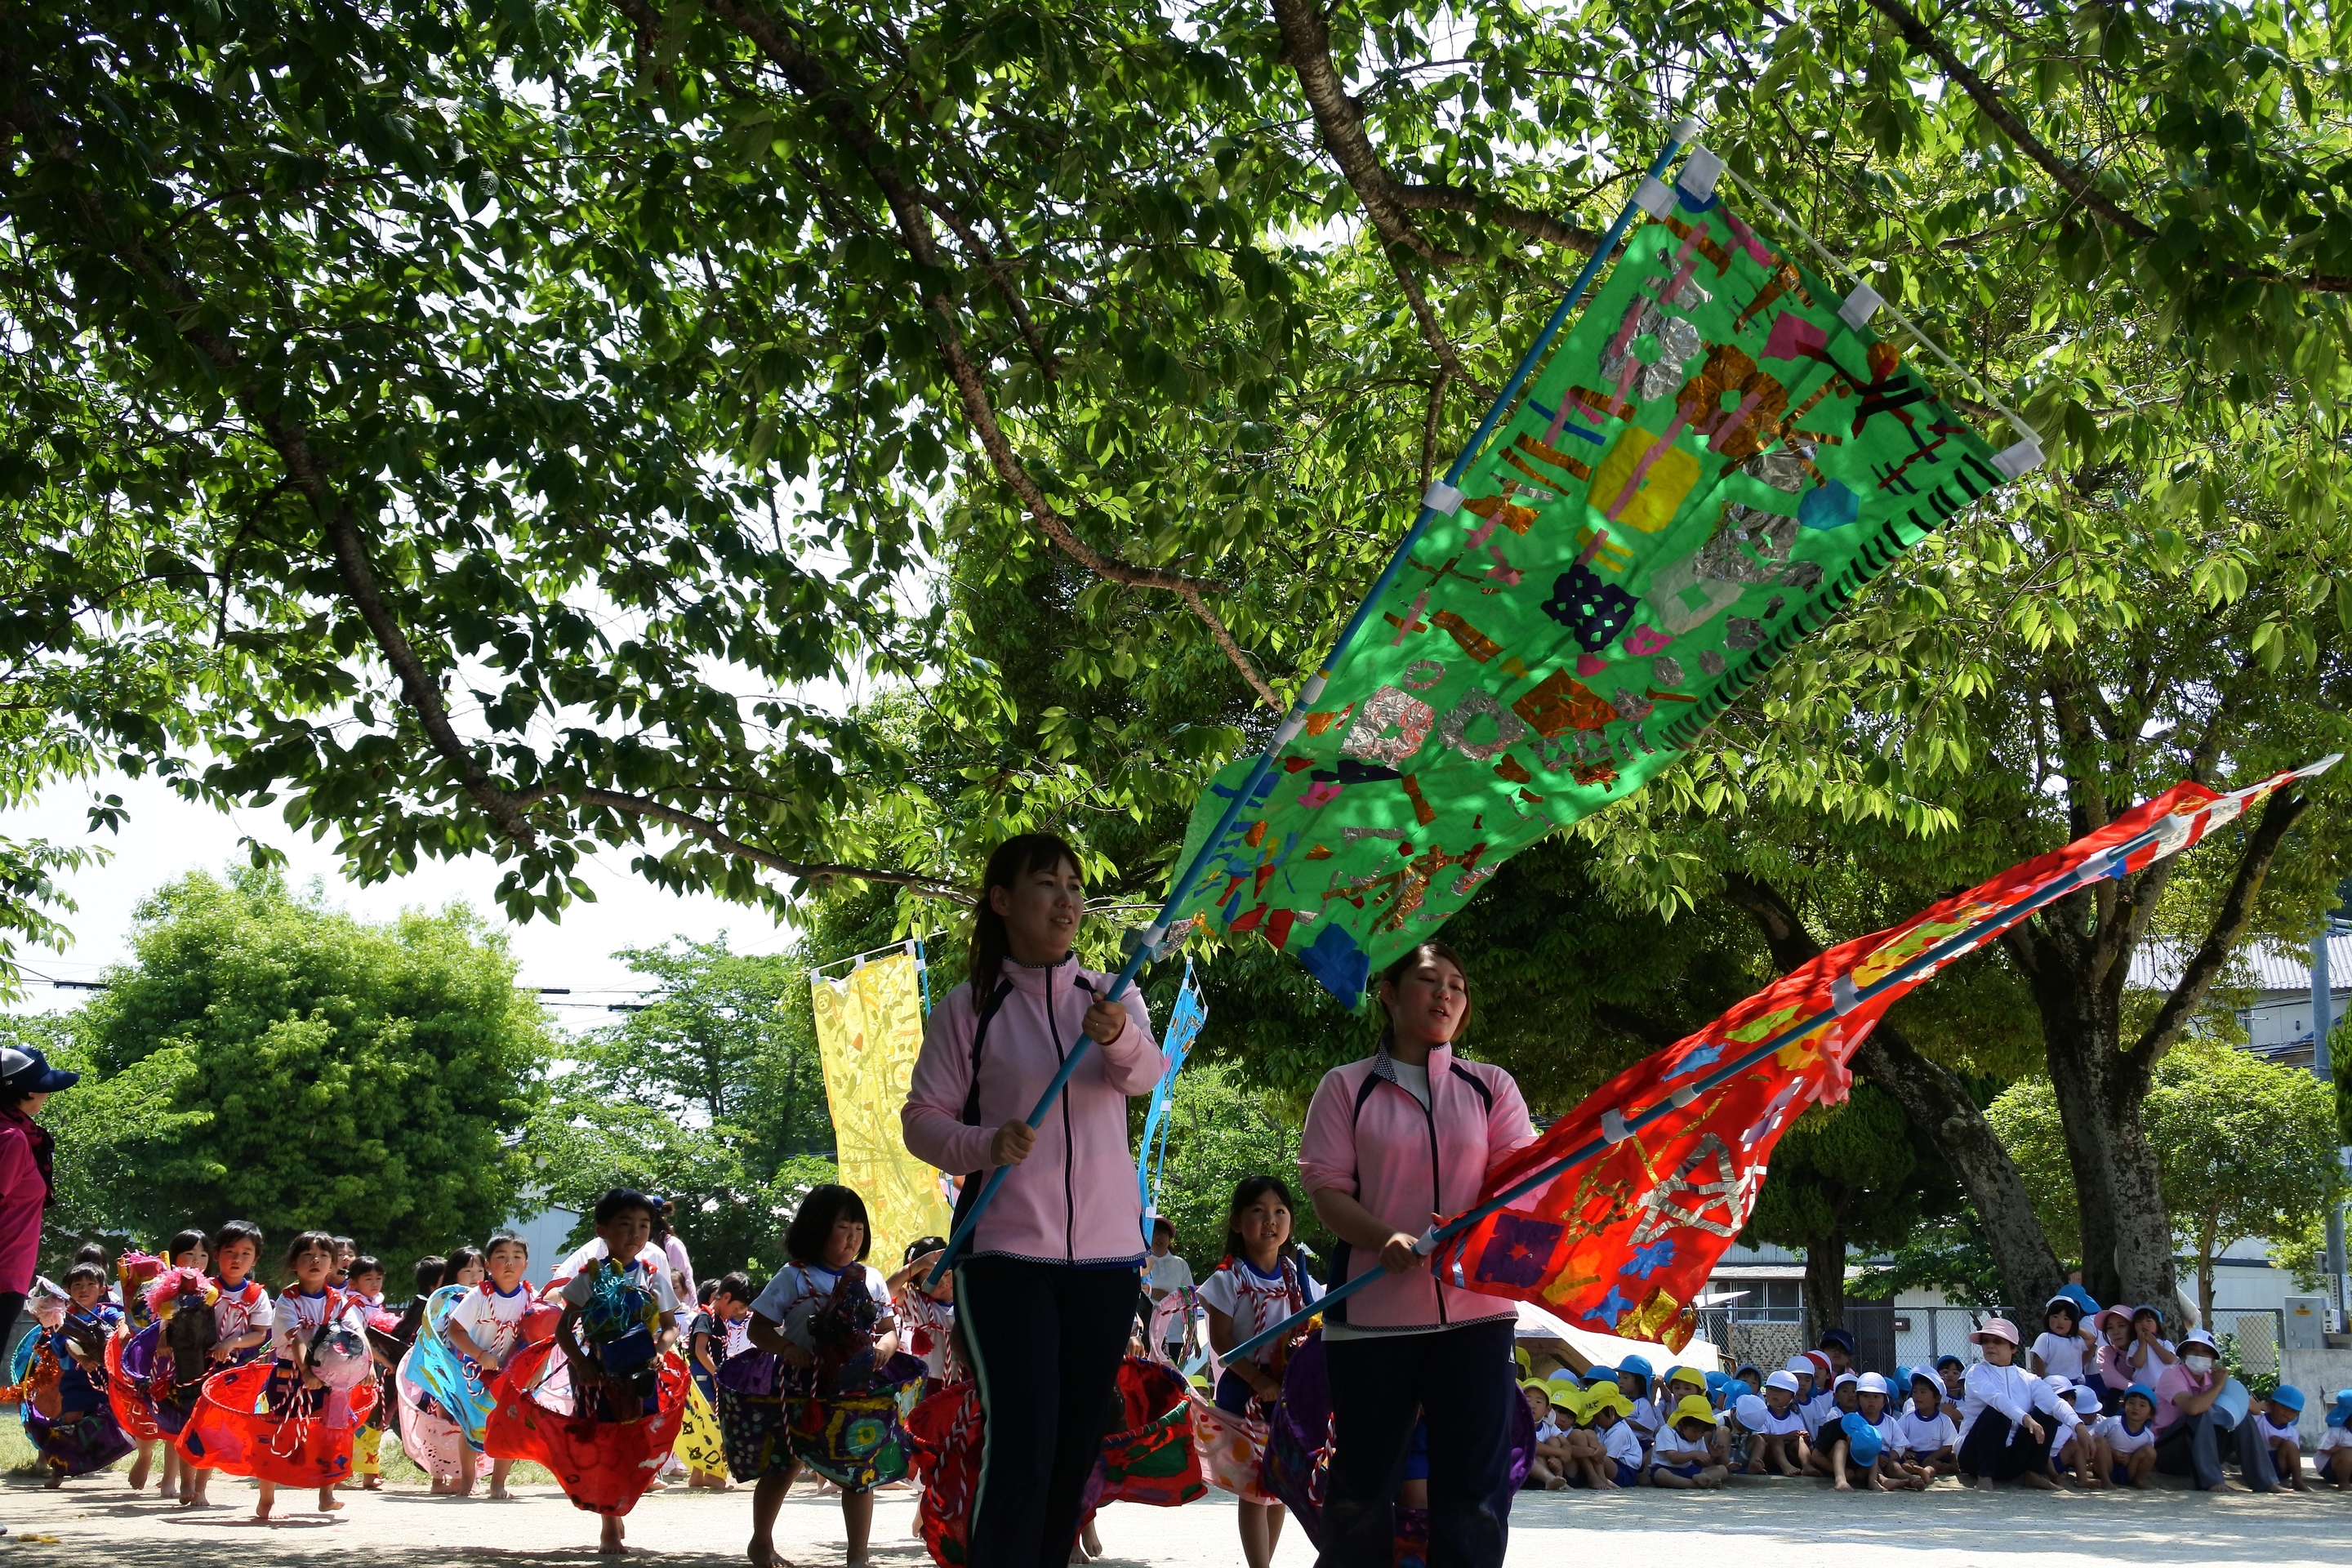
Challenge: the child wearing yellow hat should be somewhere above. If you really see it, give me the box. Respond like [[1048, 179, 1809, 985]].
[[1520, 1382, 1572, 1492], [1649, 1396, 1730, 1490], [1586, 1386, 1645, 1489]]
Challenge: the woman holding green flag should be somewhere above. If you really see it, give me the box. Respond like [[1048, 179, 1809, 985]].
[[902, 833, 1163, 1566]]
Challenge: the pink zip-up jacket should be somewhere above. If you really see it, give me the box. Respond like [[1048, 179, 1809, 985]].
[[1298, 1045, 1535, 1332], [0, 1107, 48, 1295], [903, 955, 1162, 1267]]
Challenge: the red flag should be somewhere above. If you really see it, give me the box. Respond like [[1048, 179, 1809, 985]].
[[1436, 760, 2336, 1349]]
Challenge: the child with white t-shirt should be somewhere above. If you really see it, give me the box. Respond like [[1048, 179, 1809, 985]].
[[443, 1232, 533, 1500], [1648, 1396, 1729, 1489], [1521, 1383, 1572, 1490], [2050, 1382, 2107, 1487], [2256, 1386, 2310, 1490], [185, 1219, 273, 1511], [1588, 1388, 1646, 1488], [2318, 1387, 2352, 1487], [1893, 1369, 1958, 1481], [2028, 1295, 2096, 1382], [1744, 1371, 1808, 1475], [2098, 1384, 2160, 1488], [1200, 1176, 1324, 1568]]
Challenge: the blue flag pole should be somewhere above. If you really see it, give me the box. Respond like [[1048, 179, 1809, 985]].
[[928, 124, 1704, 1287], [1224, 818, 2176, 1361]]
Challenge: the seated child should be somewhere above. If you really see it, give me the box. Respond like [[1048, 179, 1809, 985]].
[[1804, 1374, 1864, 1477], [1615, 1357, 1662, 1449], [1893, 1369, 1957, 1482], [2256, 1385, 2308, 1491], [1744, 1371, 1809, 1476], [2029, 1295, 2096, 1382], [1521, 1381, 1572, 1491], [2318, 1388, 2352, 1489], [1548, 1387, 1610, 1488], [1649, 1395, 1730, 1490], [2050, 1383, 2107, 1489], [1585, 1387, 1645, 1489], [1936, 1354, 1967, 1405], [2097, 1384, 2160, 1489]]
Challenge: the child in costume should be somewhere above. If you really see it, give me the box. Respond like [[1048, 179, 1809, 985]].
[[679, 1272, 752, 1490], [393, 1254, 491, 1494], [115, 1227, 203, 1496], [179, 1230, 376, 1520], [487, 1187, 685, 1555], [183, 1218, 273, 1509], [730, 1183, 916, 1568], [884, 1236, 960, 1396], [343, 1256, 387, 1488], [442, 1231, 534, 1499], [1196, 1175, 1322, 1568], [20, 1264, 131, 1485]]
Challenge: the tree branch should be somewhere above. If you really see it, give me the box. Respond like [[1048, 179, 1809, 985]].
[[1388, 252, 1494, 402], [579, 788, 969, 899], [2129, 788, 2310, 1064], [1268, 0, 1600, 264], [679, 0, 1281, 710]]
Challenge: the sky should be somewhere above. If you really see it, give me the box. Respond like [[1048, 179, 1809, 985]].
[[2, 766, 784, 1023]]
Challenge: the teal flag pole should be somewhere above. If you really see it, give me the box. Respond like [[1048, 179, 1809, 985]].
[[1223, 817, 2171, 1362], [928, 122, 1703, 1287]]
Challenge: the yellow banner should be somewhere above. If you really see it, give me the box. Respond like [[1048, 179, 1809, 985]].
[[810, 949, 952, 1268]]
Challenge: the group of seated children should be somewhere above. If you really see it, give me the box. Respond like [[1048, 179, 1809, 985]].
[[1516, 1303, 2352, 1494]]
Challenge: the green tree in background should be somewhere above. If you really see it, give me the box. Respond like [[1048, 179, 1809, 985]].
[[50, 869, 548, 1275], [1742, 1085, 1959, 1343], [1143, 1059, 1327, 1279], [528, 935, 836, 1275], [1990, 1038, 2346, 1321]]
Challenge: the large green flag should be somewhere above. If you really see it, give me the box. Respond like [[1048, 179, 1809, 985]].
[[1170, 160, 2034, 1002]]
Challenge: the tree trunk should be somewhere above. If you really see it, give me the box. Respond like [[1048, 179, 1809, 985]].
[[2020, 933, 2179, 1317], [2198, 1214, 2216, 1329], [1803, 1223, 1848, 1348], [1848, 1027, 2065, 1308]]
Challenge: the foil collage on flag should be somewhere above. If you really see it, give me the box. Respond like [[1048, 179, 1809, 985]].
[[1170, 167, 2022, 1003], [1434, 761, 2334, 1350]]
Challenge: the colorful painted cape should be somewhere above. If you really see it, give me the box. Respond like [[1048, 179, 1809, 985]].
[[1170, 170, 2026, 1002], [1434, 761, 2335, 1348], [813, 947, 952, 1266]]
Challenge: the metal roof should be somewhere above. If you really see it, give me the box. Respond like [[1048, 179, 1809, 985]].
[[2127, 935, 2352, 995]]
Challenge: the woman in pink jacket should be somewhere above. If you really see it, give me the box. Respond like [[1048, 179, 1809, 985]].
[[902, 834, 1162, 1567], [1298, 941, 1534, 1568], [0, 1045, 78, 1374]]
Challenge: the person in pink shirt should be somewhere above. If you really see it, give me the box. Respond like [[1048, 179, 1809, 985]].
[[901, 833, 1161, 1568], [2150, 1327, 2278, 1491], [0, 1045, 77, 1339], [1298, 940, 1535, 1568]]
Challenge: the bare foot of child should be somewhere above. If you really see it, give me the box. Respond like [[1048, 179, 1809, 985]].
[[2020, 1471, 2059, 1490], [746, 1537, 795, 1568], [363, 1477, 382, 1490], [600, 1517, 626, 1554], [128, 1454, 153, 1491], [317, 1487, 344, 1512], [489, 1482, 512, 1500]]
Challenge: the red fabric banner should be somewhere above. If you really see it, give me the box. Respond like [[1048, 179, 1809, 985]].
[[1437, 761, 2335, 1348]]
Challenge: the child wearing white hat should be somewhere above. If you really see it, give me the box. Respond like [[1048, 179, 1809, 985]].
[[1892, 1369, 1958, 1482], [1743, 1371, 1808, 1476]]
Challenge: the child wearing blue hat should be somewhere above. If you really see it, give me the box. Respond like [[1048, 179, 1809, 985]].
[[2319, 1388, 2352, 1487], [1615, 1356, 1662, 1449], [2256, 1385, 2309, 1490], [2095, 1384, 2161, 1489]]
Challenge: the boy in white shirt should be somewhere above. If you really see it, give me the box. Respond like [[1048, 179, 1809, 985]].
[[1586, 1388, 1646, 1488], [2316, 1387, 2352, 1487], [2028, 1295, 2096, 1381], [1893, 1369, 1958, 1482], [2097, 1383, 2161, 1488], [1744, 1370, 1808, 1476], [2049, 1381, 2105, 1488], [1648, 1395, 1730, 1489], [2256, 1385, 2309, 1490], [443, 1232, 533, 1500]]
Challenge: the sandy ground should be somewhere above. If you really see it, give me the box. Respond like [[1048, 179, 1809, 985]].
[[4, 1469, 2350, 1566]]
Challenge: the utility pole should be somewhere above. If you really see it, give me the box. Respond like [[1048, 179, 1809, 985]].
[[2316, 922, 2350, 1326]]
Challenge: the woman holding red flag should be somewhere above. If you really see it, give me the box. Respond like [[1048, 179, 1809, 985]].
[[1298, 941, 1535, 1568]]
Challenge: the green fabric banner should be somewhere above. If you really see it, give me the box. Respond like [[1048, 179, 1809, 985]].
[[1170, 176, 2025, 1002]]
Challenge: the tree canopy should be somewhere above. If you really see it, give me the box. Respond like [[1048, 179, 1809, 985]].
[[44, 868, 550, 1273]]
